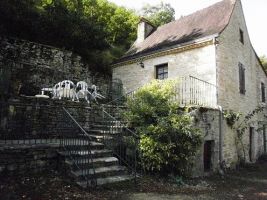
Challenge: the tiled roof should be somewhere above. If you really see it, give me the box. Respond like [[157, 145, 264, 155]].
[[118, 0, 236, 63]]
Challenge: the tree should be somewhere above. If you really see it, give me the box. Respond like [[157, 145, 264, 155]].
[[125, 80, 202, 176], [140, 2, 175, 27], [260, 55, 267, 72], [0, 0, 139, 73]]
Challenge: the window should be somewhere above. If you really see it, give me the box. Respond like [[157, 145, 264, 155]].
[[156, 63, 168, 80], [261, 82, 266, 102], [239, 62, 246, 94], [239, 29, 244, 44]]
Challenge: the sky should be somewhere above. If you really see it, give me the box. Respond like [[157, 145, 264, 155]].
[[108, 0, 267, 57]]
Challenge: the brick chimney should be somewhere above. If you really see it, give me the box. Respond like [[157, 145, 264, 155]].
[[136, 17, 155, 44]]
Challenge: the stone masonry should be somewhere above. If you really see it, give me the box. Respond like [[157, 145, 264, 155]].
[[113, 44, 217, 93], [216, 0, 267, 166], [112, 0, 267, 174], [0, 36, 111, 99]]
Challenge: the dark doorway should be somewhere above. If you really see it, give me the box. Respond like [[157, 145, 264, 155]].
[[263, 125, 266, 153], [249, 127, 254, 162], [204, 140, 214, 172]]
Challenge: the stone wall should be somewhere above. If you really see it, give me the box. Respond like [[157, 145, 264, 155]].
[[113, 44, 217, 93], [0, 144, 59, 173], [216, 0, 267, 165], [191, 108, 221, 176], [0, 97, 93, 141], [0, 36, 111, 99]]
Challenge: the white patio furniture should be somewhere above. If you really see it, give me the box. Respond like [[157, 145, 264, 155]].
[[52, 80, 77, 101], [76, 81, 91, 103], [40, 80, 104, 104], [90, 84, 105, 104]]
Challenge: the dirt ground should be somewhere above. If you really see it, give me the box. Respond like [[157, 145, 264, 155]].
[[0, 161, 267, 200]]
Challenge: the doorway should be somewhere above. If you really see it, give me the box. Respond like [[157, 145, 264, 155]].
[[263, 125, 266, 153], [204, 140, 214, 172], [249, 127, 254, 162]]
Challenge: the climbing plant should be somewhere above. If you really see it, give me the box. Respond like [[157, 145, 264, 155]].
[[224, 106, 265, 163], [223, 110, 242, 128]]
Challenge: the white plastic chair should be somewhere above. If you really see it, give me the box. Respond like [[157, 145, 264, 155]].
[[52, 80, 77, 101], [76, 81, 91, 103], [90, 84, 105, 104]]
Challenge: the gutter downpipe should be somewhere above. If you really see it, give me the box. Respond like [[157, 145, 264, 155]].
[[218, 105, 223, 163], [214, 35, 223, 164]]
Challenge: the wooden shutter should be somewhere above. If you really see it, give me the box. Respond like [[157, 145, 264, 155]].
[[261, 82, 265, 102], [239, 63, 245, 94]]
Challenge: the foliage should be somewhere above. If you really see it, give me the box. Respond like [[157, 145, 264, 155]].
[[0, 0, 139, 73], [226, 106, 265, 163], [125, 80, 202, 176], [140, 2, 175, 27], [260, 55, 267, 72], [223, 110, 241, 127]]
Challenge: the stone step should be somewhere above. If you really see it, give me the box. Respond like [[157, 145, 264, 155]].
[[84, 129, 122, 136], [77, 174, 134, 187], [65, 156, 118, 168], [89, 120, 127, 126], [90, 124, 127, 129], [102, 104, 127, 109], [62, 141, 105, 150], [71, 165, 127, 179], [59, 149, 112, 158]]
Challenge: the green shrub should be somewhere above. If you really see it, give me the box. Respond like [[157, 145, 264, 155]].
[[125, 80, 202, 176]]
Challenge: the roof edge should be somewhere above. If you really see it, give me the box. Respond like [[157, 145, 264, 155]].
[[112, 34, 218, 68], [218, 0, 238, 34]]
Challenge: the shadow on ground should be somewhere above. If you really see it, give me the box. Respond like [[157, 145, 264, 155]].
[[0, 160, 267, 200]]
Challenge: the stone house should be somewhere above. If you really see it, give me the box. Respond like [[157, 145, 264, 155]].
[[112, 0, 267, 175]]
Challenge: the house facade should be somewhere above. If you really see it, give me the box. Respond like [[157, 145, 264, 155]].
[[112, 0, 267, 175]]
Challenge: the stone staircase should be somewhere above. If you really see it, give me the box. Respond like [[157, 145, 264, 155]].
[[58, 105, 135, 188]]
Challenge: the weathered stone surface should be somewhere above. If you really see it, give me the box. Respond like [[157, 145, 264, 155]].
[[0, 36, 111, 99], [113, 44, 217, 93], [112, 0, 267, 173], [0, 143, 60, 173], [216, 0, 267, 165], [191, 108, 221, 176]]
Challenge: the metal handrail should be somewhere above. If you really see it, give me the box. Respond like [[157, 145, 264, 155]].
[[189, 75, 217, 87], [101, 107, 138, 183], [104, 89, 136, 106], [102, 109, 139, 139], [61, 106, 97, 187], [62, 107, 93, 139]]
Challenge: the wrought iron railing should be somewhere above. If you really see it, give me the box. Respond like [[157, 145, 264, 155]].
[[107, 76, 217, 108], [59, 107, 97, 187], [174, 76, 217, 108], [0, 100, 97, 187], [101, 108, 139, 182]]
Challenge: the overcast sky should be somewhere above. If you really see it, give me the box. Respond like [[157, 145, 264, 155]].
[[108, 0, 267, 57]]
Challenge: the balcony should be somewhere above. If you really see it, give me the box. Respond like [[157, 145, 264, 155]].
[[174, 76, 217, 108]]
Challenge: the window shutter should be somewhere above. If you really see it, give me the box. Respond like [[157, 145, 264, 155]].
[[261, 82, 266, 102], [242, 67, 245, 94], [239, 63, 245, 94]]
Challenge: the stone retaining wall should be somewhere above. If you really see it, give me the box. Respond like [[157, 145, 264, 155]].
[[0, 143, 60, 173], [0, 36, 111, 99]]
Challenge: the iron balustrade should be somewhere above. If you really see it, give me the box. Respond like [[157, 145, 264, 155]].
[[0, 101, 97, 187], [101, 108, 139, 183], [107, 76, 217, 108], [174, 76, 217, 108], [59, 107, 97, 187]]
